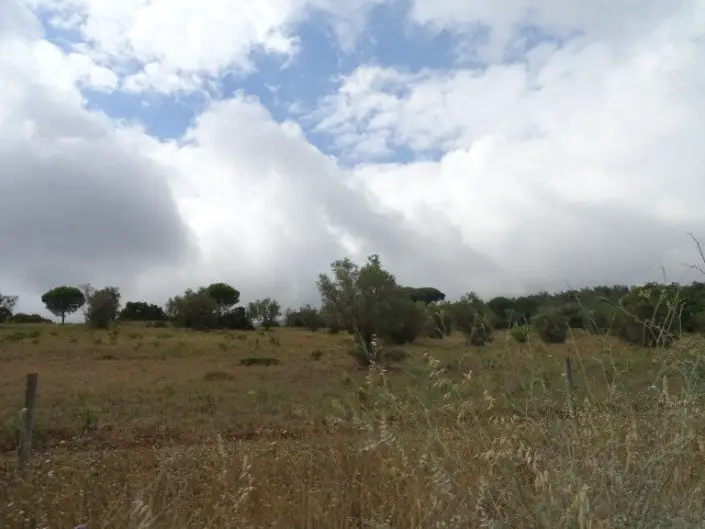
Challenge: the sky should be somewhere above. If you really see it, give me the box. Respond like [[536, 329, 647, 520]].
[[1, 0, 704, 319]]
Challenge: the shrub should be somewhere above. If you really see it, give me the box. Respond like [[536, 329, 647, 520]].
[[348, 345, 410, 368], [8, 313, 52, 324], [247, 298, 282, 330], [240, 356, 280, 366], [219, 307, 255, 330], [509, 324, 531, 343], [169, 288, 219, 330], [387, 301, 427, 345], [424, 302, 454, 338], [317, 255, 425, 357], [120, 301, 167, 322], [203, 371, 235, 381], [582, 303, 618, 335], [560, 301, 585, 329], [532, 309, 569, 344], [4, 331, 27, 342], [85, 286, 121, 329], [286, 305, 325, 331], [451, 293, 495, 346], [145, 320, 169, 328], [615, 284, 679, 347]]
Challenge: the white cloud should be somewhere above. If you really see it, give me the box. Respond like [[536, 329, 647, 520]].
[[27, 0, 387, 94], [319, 1, 705, 288], [1, 1, 502, 318], [2, 0, 705, 320], [408, 0, 695, 61]]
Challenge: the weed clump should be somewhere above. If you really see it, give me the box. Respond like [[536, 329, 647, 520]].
[[532, 309, 569, 344], [240, 356, 280, 366]]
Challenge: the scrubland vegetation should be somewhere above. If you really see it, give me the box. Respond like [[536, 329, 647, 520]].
[[2, 253, 705, 527]]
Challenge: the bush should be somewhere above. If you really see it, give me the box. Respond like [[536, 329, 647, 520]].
[[424, 303, 454, 338], [286, 305, 325, 331], [85, 287, 121, 329], [560, 301, 584, 329], [532, 309, 569, 344], [582, 303, 618, 335], [509, 324, 531, 343], [169, 289, 219, 330], [120, 301, 167, 322], [387, 301, 427, 345], [8, 313, 52, 324], [615, 284, 679, 347], [348, 346, 410, 368], [219, 307, 255, 330], [451, 294, 495, 346], [240, 356, 280, 366], [145, 320, 169, 328]]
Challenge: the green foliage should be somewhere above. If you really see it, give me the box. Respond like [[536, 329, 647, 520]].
[[404, 287, 446, 305], [41, 286, 85, 324], [240, 356, 280, 366], [285, 304, 325, 331], [582, 303, 618, 335], [424, 302, 454, 338], [167, 288, 219, 330], [387, 301, 427, 345], [347, 345, 410, 368], [247, 298, 282, 330], [487, 296, 517, 329], [615, 283, 679, 347], [167, 285, 253, 331], [83, 285, 121, 329], [450, 293, 495, 346], [219, 307, 255, 330], [532, 309, 569, 344], [317, 254, 423, 360], [559, 299, 585, 329], [120, 301, 167, 322], [509, 324, 532, 343], [679, 282, 705, 332], [7, 313, 52, 324], [205, 282, 240, 315], [0, 290, 18, 323]]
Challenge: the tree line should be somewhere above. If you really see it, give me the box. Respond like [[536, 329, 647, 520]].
[[2, 253, 705, 356]]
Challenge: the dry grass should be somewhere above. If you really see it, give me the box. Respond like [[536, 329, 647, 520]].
[[1, 323, 705, 527]]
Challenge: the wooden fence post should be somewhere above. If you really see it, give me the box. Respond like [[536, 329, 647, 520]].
[[18, 373, 38, 474], [563, 357, 574, 393]]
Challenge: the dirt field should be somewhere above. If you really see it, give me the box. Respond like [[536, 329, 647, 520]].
[[1, 323, 704, 528]]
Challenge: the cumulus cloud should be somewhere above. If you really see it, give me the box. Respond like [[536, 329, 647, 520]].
[[2, 0, 704, 320], [318, 0, 705, 289], [28, 0, 386, 93], [0, 5, 195, 315], [408, 0, 693, 61], [143, 94, 504, 308]]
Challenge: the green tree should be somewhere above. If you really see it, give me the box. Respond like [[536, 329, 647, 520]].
[[247, 298, 282, 330], [0, 290, 18, 323], [205, 282, 240, 316], [615, 283, 680, 347], [119, 301, 167, 322], [84, 286, 121, 329], [532, 309, 569, 344], [285, 304, 325, 331], [219, 307, 255, 330], [450, 292, 496, 346], [41, 286, 86, 324], [487, 296, 516, 329], [405, 287, 446, 305], [317, 254, 421, 362], [167, 288, 218, 330]]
